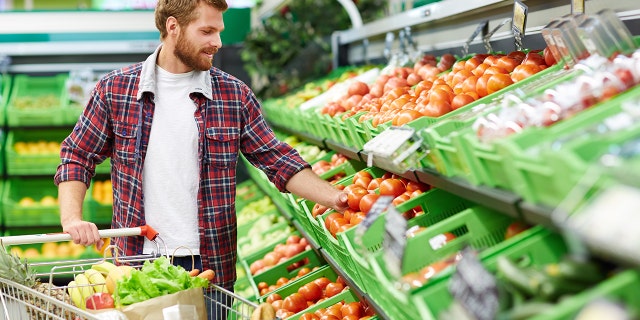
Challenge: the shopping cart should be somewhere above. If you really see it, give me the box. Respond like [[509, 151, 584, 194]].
[[0, 226, 258, 320]]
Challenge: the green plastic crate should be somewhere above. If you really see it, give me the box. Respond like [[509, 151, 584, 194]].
[[0, 74, 12, 127], [261, 265, 354, 317], [87, 178, 113, 225], [533, 269, 640, 320], [338, 188, 474, 295], [2, 178, 90, 227], [498, 84, 640, 206], [5, 128, 70, 176], [6, 74, 71, 127], [241, 232, 325, 301], [345, 111, 370, 150], [238, 223, 295, 260], [369, 206, 514, 320], [366, 62, 566, 146], [288, 288, 379, 320]]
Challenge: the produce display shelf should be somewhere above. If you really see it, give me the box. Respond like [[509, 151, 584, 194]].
[[318, 248, 391, 320], [323, 139, 363, 163]]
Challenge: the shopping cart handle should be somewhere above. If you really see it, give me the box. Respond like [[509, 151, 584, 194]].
[[0, 226, 159, 246]]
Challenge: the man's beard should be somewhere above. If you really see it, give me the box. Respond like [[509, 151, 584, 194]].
[[174, 31, 215, 71]]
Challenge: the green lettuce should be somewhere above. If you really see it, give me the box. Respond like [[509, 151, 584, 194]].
[[115, 256, 209, 306]]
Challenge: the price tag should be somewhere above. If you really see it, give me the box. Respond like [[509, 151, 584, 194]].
[[571, 0, 585, 14], [383, 205, 407, 279], [462, 20, 488, 57], [512, 0, 528, 51], [568, 184, 640, 265], [354, 196, 394, 255], [448, 247, 499, 320]]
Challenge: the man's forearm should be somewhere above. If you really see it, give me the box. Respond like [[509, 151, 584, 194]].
[[285, 168, 343, 209], [58, 180, 89, 226]]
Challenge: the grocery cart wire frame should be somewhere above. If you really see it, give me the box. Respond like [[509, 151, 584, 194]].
[[0, 226, 259, 320]]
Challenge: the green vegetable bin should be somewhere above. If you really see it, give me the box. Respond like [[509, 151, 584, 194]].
[[0, 74, 12, 127], [5, 128, 70, 176], [534, 269, 640, 320], [498, 84, 640, 207], [369, 205, 514, 320], [6, 74, 71, 127], [336, 188, 474, 295], [241, 231, 325, 302]]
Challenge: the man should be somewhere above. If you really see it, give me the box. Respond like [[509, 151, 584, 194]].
[[55, 0, 347, 296]]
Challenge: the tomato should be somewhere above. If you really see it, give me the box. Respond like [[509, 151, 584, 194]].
[[320, 313, 340, 320], [413, 80, 433, 96], [299, 313, 320, 320], [437, 53, 457, 71], [451, 69, 473, 86], [346, 186, 369, 211], [379, 178, 406, 197], [461, 75, 479, 95], [543, 46, 557, 66], [419, 99, 451, 117], [356, 194, 379, 215], [522, 51, 546, 66], [329, 217, 348, 236], [392, 193, 411, 207], [267, 293, 282, 303], [258, 281, 268, 291], [313, 277, 331, 290], [451, 93, 476, 110], [349, 212, 366, 225], [347, 80, 370, 97], [393, 109, 423, 126], [486, 73, 514, 95], [511, 64, 541, 82], [495, 56, 519, 73], [475, 74, 492, 98], [367, 177, 383, 191], [340, 302, 364, 318], [283, 292, 308, 313], [472, 62, 491, 77], [312, 203, 329, 218], [352, 171, 373, 188], [483, 66, 509, 76], [276, 309, 295, 319], [297, 267, 311, 277], [505, 221, 530, 239], [507, 50, 526, 62], [324, 212, 343, 230], [271, 299, 284, 311], [299, 282, 323, 302], [276, 276, 289, 286], [464, 57, 483, 72], [324, 282, 345, 298], [483, 54, 503, 67]]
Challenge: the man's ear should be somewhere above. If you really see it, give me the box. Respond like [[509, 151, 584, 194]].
[[166, 16, 179, 37]]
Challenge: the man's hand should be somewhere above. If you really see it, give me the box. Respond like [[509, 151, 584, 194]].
[[332, 191, 349, 213], [62, 219, 103, 248]]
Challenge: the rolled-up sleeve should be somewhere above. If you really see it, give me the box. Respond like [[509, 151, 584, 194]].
[[239, 87, 310, 192], [54, 83, 111, 187]]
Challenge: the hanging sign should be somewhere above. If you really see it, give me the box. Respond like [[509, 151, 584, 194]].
[[571, 0, 585, 14], [354, 196, 394, 255], [512, 0, 529, 51], [448, 247, 500, 320], [382, 205, 407, 279]]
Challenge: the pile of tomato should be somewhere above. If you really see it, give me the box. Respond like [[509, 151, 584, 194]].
[[267, 275, 351, 318]]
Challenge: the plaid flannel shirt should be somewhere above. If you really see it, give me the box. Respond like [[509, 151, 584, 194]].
[[54, 46, 308, 289]]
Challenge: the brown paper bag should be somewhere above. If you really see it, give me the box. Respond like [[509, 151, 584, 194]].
[[119, 287, 206, 320]]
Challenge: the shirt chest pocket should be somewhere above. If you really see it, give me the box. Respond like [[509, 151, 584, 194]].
[[205, 127, 240, 168], [112, 121, 138, 163]]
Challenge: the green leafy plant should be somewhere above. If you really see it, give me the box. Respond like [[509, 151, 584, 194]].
[[241, 0, 385, 99]]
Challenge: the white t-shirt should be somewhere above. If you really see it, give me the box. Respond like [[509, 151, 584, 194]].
[[142, 65, 200, 257]]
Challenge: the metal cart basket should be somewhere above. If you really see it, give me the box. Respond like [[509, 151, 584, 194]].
[[0, 226, 258, 320]]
